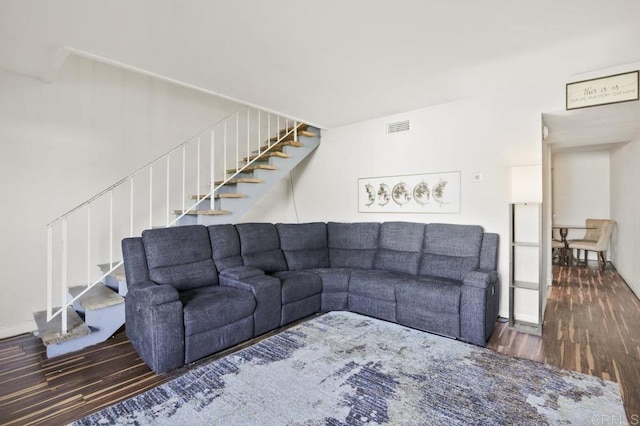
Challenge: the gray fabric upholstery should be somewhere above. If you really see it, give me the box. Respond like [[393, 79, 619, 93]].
[[219, 266, 265, 280], [208, 224, 243, 271], [281, 295, 321, 325], [328, 222, 380, 269], [480, 233, 499, 271], [277, 222, 330, 270], [460, 269, 500, 345], [180, 286, 256, 336], [419, 224, 483, 281], [143, 225, 218, 291], [122, 238, 150, 285], [271, 271, 323, 304], [236, 223, 288, 273], [123, 219, 500, 373], [374, 222, 425, 275], [220, 274, 281, 336], [185, 317, 253, 364], [348, 294, 396, 322], [350, 270, 408, 301], [308, 268, 351, 311]]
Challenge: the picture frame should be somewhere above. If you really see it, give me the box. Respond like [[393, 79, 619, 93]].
[[566, 70, 639, 110], [358, 171, 461, 213]]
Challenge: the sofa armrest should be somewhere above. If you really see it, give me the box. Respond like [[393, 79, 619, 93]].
[[220, 274, 281, 335], [128, 280, 180, 306], [219, 266, 265, 280], [125, 280, 184, 373], [460, 269, 500, 346], [463, 269, 499, 289]]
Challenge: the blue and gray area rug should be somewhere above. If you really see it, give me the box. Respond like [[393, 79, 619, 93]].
[[76, 312, 625, 425]]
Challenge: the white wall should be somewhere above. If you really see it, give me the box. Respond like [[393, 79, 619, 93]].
[[551, 150, 611, 246], [252, 82, 563, 320], [610, 138, 640, 298], [0, 54, 241, 337]]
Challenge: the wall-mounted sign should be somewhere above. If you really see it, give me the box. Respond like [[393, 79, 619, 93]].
[[566, 71, 639, 110]]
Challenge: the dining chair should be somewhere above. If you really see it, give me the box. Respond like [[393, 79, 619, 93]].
[[551, 229, 565, 265], [568, 220, 616, 269]]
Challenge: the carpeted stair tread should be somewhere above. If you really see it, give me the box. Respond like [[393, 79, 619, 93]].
[[189, 193, 246, 200], [225, 164, 277, 174], [68, 283, 124, 311], [174, 209, 230, 216], [33, 307, 91, 346]]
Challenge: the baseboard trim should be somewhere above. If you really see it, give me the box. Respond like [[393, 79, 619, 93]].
[[612, 262, 640, 300], [0, 320, 36, 340]]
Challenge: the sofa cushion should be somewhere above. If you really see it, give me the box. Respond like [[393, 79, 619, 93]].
[[350, 270, 410, 302], [277, 223, 329, 270], [180, 286, 256, 336], [419, 224, 483, 281], [374, 222, 425, 275], [208, 224, 243, 271], [142, 225, 218, 291], [306, 268, 351, 293], [236, 223, 288, 273], [271, 271, 323, 304], [396, 277, 462, 315], [328, 222, 380, 269]]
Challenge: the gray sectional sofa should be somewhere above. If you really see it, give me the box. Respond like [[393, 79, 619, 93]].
[[122, 221, 499, 373]]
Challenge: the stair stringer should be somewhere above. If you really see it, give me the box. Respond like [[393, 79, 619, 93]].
[[180, 127, 321, 226]]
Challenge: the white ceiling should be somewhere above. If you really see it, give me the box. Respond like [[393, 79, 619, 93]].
[[544, 101, 640, 150], [2, 0, 640, 128]]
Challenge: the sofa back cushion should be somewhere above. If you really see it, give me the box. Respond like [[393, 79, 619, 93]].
[[479, 233, 499, 271], [277, 222, 329, 271], [208, 224, 243, 271], [328, 222, 380, 269], [142, 225, 218, 291], [374, 222, 425, 275], [419, 224, 483, 281], [236, 223, 288, 273]]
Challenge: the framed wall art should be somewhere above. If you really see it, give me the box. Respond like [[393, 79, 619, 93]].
[[358, 171, 461, 213]]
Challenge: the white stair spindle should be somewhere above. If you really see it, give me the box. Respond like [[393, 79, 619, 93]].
[[197, 136, 201, 202], [166, 156, 170, 226], [224, 121, 227, 179], [61, 218, 68, 334], [182, 146, 186, 213], [210, 130, 215, 193], [109, 190, 114, 269], [267, 113, 271, 150], [236, 112, 239, 172], [257, 111, 261, 156], [149, 166, 153, 227], [87, 203, 91, 287], [247, 109, 250, 165], [130, 177, 134, 236], [47, 225, 52, 320]]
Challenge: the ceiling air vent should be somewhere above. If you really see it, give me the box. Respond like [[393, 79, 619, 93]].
[[386, 120, 410, 134]]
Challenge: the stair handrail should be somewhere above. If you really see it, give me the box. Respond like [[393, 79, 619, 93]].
[[46, 105, 302, 334]]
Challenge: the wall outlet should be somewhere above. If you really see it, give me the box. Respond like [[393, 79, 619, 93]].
[[472, 173, 483, 182]]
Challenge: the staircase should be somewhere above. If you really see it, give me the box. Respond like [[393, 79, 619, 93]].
[[36, 108, 320, 357]]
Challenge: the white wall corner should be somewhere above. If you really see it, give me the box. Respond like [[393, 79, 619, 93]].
[[614, 264, 640, 301]]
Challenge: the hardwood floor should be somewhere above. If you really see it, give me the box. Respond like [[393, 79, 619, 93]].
[[488, 264, 640, 423], [1, 264, 638, 424]]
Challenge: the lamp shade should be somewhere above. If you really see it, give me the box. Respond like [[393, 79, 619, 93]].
[[510, 165, 542, 203]]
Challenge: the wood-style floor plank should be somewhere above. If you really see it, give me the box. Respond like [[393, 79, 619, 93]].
[[0, 264, 638, 424], [489, 264, 640, 422]]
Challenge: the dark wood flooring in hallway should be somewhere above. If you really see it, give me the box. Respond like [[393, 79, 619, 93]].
[[488, 264, 640, 423], [0, 264, 638, 424]]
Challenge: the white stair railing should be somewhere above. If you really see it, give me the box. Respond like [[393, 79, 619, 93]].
[[46, 106, 302, 333]]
